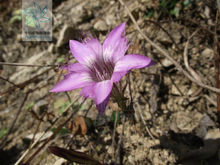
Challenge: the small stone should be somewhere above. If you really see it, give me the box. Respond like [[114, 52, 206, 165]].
[[94, 20, 108, 31], [171, 111, 203, 133], [33, 100, 48, 113], [205, 129, 220, 140], [107, 146, 114, 154], [104, 134, 111, 142], [171, 85, 182, 96], [153, 156, 163, 165], [196, 126, 207, 138], [24, 132, 52, 142], [116, 125, 122, 134], [150, 128, 159, 138], [96, 144, 102, 152], [176, 112, 195, 132], [130, 134, 140, 143], [48, 44, 55, 53], [16, 34, 22, 41], [201, 48, 214, 59], [56, 24, 81, 48], [156, 31, 172, 44], [143, 111, 152, 120], [161, 58, 173, 67], [128, 155, 135, 164], [200, 114, 215, 127], [54, 158, 66, 165]]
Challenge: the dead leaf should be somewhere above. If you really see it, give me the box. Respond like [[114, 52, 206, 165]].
[[68, 116, 87, 136], [49, 146, 103, 165]]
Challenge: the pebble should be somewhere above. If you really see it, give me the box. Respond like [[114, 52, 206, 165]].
[[94, 20, 108, 31], [33, 100, 48, 113]]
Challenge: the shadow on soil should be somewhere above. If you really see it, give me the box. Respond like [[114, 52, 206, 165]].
[[154, 131, 220, 165], [0, 145, 22, 165]]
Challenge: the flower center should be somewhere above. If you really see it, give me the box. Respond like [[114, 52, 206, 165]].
[[89, 59, 115, 82]]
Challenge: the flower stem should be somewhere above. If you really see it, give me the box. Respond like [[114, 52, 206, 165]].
[[112, 83, 127, 111]]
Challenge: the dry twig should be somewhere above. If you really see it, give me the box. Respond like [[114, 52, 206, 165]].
[[118, 0, 220, 94], [214, 11, 220, 112], [115, 115, 125, 164], [15, 96, 81, 165], [0, 92, 29, 148], [183, 30, 202, 82], [135, 103, 155, 139], [111, 110, 118, 162], [0, 76, 21, 89], [23, 98, 86, 165], [0, 67, 53, 97], [0, 62, 58, 67]]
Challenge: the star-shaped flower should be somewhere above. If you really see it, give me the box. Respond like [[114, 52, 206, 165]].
[[50, 23, 154, 114], [24, 2, 50, 29]]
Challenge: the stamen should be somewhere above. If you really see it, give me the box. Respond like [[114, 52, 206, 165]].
[[89, 59, 115, 82]]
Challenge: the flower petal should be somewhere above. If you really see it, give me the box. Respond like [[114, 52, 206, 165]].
[[69, 40, 96, 66], [111, 71, 128, 82], [103, 23, 127, 62], [112, 37, 129, 62], [96, 95, 110, 114], [114, 54, 154, 73], [85, 38, 102, 57], [81, 81, 111, 114], [93, 80, 113, 105], [80, 83, 95, 98], [50, 72, 93, 92]]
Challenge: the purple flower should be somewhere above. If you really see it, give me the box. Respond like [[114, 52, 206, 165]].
[[50, 23, 154, 114]]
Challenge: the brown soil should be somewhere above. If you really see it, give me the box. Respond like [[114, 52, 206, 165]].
[[0, 0, 220, 165]]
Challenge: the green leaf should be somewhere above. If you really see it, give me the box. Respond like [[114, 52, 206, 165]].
[[183, 0, 190, 6], [13, 9, 22, 15], [58, 101, 71, 114], [9, 15, 22, 24], [57, 57, 65, 63], [55, 100, 79, 114], [9, 9, 22, 24], [145, 9, 154, 18], [25, 102, 34, 110], [110, 111, 120, 124], [159, 0, 178, 11], [170, 7, 180, 17], [159, 0, 166, 7], [51, 128, 70, 135], [25, 16, 36, 27], [0, 128, 8, 139]]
